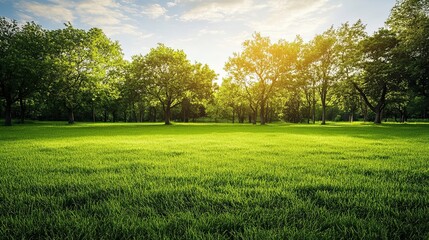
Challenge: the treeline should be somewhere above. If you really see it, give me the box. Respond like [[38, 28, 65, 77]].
[[1, 0, 428, 126], [0, 21, 216, 126]]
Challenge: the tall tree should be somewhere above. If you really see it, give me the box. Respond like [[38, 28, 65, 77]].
[[276, 37, 303, 123], [0, 18, 49, 126], [225, 33, 298, 125], [308, 28, 338, 125], [181, 62, 216, 122], [49, 24, 123, 124], [336, 21, 367, 122], [124, 55, 148, 122], [352, 29, 402, 124], [299, 42, 319, 124], [387, 0, 429, 118], [140, 44, 193, 125], [217, 77, 248, 123]]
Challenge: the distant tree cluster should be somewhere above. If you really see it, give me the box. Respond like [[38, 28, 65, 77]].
[[0, 20, 216, 126], [1, 0, 428, 125], [219, 0, 429, 124]]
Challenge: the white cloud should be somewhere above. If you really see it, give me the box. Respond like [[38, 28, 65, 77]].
[[167, 2, 177, 7], [142, 4, 167, 19], [180, 0, 256, 22], [102, 23, 153, 40], [17, 1, 74, 23], [74, 0, 129, 28], [248, 0, 339, 40], [176, 0, 335, 29], [15, 0, 155, 44]]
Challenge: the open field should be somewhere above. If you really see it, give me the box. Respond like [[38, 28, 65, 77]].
[[0, 122, 428, 239]]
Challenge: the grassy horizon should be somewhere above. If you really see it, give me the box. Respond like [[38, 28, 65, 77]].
[[1, 122, 428, 239]]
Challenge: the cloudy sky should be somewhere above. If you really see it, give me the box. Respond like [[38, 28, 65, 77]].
[[1, 0, 396, 80]]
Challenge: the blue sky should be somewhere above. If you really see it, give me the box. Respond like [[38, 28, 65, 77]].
[[1, 0, 396, 80]]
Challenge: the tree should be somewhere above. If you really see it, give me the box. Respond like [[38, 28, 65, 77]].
[[225, 33, 298, 125], [140, 44, 193, 125], [275, 37, 304, 123], [336, 21, 367, 122], [352, 29, 402, 124], [89, 30, 125, 122], [49, 24, 123, 124], [307, 28, 338, 125], [387, 0, 429, 118], [299, 42, 319, 124], [181, 62, 216, 122], [0, 18, 49, 126], [124, 55, 148, 122], [217, 77, 248, 123]]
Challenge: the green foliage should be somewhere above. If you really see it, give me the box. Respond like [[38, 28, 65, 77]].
[[0, 18, 49, 125], [308, 28, 338, 125], [352, 29, 404, 124], [1, 123, 428, 239], [129, 44, 216, 124], [388, 0, 429, 117], [225, 33, 299, 125], [214, 77, 248, 123], [48, 24, 124, 124], [2, 0, 429, 125]]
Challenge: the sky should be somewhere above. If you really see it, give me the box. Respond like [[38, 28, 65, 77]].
[[0, 0, 397, 81]]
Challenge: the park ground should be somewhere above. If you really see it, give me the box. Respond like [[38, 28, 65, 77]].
[[0, 122, 428, 239]]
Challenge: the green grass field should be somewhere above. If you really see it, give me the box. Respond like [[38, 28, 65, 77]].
[[1, 122, 428, 239]]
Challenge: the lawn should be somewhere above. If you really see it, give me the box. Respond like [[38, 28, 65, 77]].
[[0, 122, 428, 239]]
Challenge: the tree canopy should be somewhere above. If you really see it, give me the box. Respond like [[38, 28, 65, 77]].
[[1, 1, 428, 125]]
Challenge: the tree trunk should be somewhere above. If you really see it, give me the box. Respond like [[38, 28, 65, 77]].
[[312, 82, 316, 124], [139, 108, 144, 122], [353, 82, 387, 125], [362, 102, 368, 122], [312, 99, 316, 124], [321, 93, 326, 125], [4, 98, 12, 126], [321, 106, 326, 125], [132, 104, 138, 122], [19, 97, 25, 124], [238, 107, 244, 123], [232, 109, 235, 123], [260, 101, 266, 125], [237, 105, 244, 123], [104, 108, 108, 122], [374, 107, 382, 124], [265, 102, 270, 123], [112, 110, 117, 122], [252, 110, 257, 125], [182, 99, 190, 123], [400, 108, 407, 123], [92, 102, 96, 122], [404, 108, 407, 122], [165, 104, 171, 125], [68, 108, 75, 124]]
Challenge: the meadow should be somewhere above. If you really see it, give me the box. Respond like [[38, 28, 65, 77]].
[[0, 122, 428, 239]]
